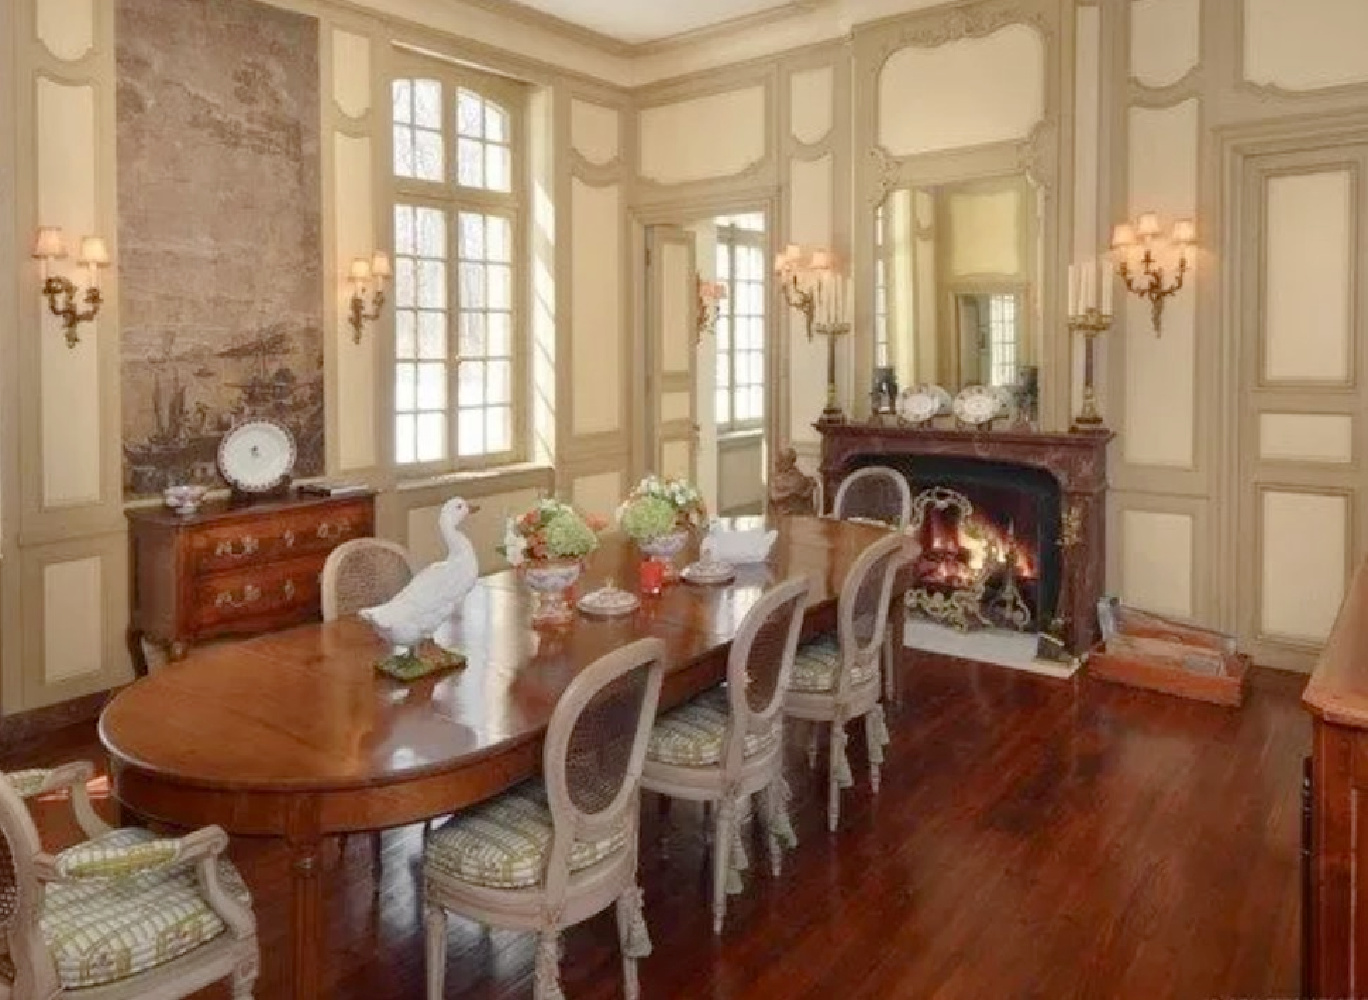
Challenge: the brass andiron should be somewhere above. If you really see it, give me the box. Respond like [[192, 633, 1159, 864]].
[[1069, 307, 1112, 432]]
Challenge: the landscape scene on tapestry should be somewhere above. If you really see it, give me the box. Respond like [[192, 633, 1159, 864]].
[[115, 0, 323, 496]]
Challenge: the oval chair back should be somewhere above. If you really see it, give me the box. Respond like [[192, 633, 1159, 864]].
[[321, 537, 418, 621], [721, 577, 812, 773], [832, 466, 912, 529], [542, 638, 666, 906], [836, 532, 909, 702]]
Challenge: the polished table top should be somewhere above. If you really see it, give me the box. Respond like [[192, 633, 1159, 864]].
[[100, 515, 898, 798]]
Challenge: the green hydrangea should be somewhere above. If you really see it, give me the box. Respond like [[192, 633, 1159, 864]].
[[543, 510, 599, 560], [619, 496, 679, 543]]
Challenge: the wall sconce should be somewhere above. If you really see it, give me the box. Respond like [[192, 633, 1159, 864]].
[[774, 243, 850, 422], [1110, 212, 1195, 335], [695, 274, 726, 344], [348, 250, 391, 343], [32, 226, 109, 348]]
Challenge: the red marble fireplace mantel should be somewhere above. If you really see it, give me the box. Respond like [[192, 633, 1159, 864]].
[[817, 423, 1114, 653]]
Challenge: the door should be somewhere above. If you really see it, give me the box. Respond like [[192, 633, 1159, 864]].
[[646, 225, 698, 480], [1236, 142, 1368, 671]]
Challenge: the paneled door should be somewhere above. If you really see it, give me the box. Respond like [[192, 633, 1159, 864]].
[[645, 225, 698, 481], [1236, 143, 1368, 671]]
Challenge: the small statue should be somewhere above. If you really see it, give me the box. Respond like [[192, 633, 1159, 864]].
[[769, 447, 818, 516]]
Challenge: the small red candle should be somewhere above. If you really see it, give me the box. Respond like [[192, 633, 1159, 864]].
[[639, 559, 665, 596]]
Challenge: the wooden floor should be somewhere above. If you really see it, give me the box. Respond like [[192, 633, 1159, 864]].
[[8, 654, 1309, 1000]]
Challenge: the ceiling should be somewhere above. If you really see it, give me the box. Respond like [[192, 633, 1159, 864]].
[[501, 0, 805, 45]]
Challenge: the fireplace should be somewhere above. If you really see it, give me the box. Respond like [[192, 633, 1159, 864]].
[[847, 455, 1062, 634], [817, 424, 1113, 653]]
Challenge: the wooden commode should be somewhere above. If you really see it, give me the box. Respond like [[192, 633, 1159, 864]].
[[126, 491, 376, 673]]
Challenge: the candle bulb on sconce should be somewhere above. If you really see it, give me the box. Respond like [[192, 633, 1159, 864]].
[[31, 226, 108, 348], [347, 250, 390, 344]]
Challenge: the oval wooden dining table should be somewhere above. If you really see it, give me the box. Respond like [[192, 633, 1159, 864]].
[[99, 516, 905, 1000]]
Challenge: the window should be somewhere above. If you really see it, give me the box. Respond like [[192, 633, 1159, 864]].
[[391, 62, 524, 470], [986, 292, 1019, 387], [714, 215, 766, 432], [874, 205, 890, 370]]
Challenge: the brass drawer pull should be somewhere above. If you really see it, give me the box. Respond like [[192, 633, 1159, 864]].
[[213, 583, 262, 610], [283, 579, 297, 601], [283, 529, 296, 548], [214, 536, 259, 559], [316, 522, 346, 541]]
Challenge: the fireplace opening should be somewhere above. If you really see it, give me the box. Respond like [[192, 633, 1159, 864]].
[[847, 455, 1062, 633]]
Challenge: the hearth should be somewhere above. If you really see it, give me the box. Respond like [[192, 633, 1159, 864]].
[[817, 424, 1113, 653], [847, 455, 1062, 635]]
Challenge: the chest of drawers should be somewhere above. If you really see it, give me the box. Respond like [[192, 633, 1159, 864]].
[[126, 491, 376, 673]]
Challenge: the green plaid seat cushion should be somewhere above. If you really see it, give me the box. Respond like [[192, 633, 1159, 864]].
[[791, 636, 878, 693], [42, 828, 251, 989], [647, 687, 779, 767], [425, 781, 628, 890]]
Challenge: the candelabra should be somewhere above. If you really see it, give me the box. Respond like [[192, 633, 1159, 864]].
[[1111, 214, 1195, 335], [814, 321, 851, 423], [1069, 307, 1112, 432], [775, 243, 850, 423]]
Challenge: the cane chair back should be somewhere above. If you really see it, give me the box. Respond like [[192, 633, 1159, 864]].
[[543, 638, 665, 899], [837, 533, 908, 699], [321, 538, 418, 621], [722, 578, 811, 770], [832, 467, 912, 529], [0, 775, 58, 996]]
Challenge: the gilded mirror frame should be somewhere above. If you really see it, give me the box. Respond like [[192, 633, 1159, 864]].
[[851, 0, 1070, 428]]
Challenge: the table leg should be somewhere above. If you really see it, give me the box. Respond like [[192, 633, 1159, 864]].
[[287, 834, 325, 1000]]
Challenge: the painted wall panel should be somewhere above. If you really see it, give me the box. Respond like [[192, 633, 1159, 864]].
[[572, 471, 623, 520], [660, 439, 691, 481], [334, 132, 377, 470], [570, 179, 622, 435], [1131, 0, 1200, 89], [1259, 413, 1354, 464], [948, 189, 1020, 276], [570, 99, 620, 165], [1073, 4, 1100, 421], [1264, 170, 1353, 384], [788, 153, 833, 444], [639, 86, 766, 186], [878, 25, 1044, 157], [659, 240, 691, 376], [1120, 510, 1194, 618], [332, 29, 372, 120], [660, 391, 692, 423], [36, 76, 102, 507], [36, 0, 94, 62], [407, 487, 541, 573], [1244, 0, 1368, 92], [719, 438, 765, 513], [789, 66, 834, 145], [1260, 490, 1348, 643], [1123, 100, 1198, 468], [43, 557, 102, 683]]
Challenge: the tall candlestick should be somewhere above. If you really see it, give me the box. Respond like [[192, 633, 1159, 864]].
[[1101, 261, 1113, 316]]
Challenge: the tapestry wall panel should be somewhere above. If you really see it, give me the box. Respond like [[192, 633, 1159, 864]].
[[116, 0, 322, 496]]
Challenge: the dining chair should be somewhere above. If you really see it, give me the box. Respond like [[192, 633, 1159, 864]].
[[832, 466, 913, 529], [787, 532, 908, 831], [0, 762, 258, 999], [422, 637, 666, 1000], [641, 576, 811, 936], [320, 536, 420, 875]]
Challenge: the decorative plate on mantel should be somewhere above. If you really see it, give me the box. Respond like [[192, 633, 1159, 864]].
[[952, 385, 1002, 426], [896, 387, 939, 425]]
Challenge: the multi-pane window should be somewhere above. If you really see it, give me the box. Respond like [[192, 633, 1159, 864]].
[[715, 216, 766, 431], [987, 293, 1019, 387], [391, 61, 523, 470], [874, 205, 891, 370]]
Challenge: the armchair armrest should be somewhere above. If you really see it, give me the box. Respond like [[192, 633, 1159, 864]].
[[5, 761, 111, 840]]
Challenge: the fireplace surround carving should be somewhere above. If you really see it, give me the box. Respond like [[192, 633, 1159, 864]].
[[818, 424, 1113, 653]]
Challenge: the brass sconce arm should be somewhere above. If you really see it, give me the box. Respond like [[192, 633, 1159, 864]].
[[778, 274, 817, 340], [348, 287, 385, 344], [42, 276, 103, 349], [346, 251, 392, 343], [1117, 250, 1189, 335]]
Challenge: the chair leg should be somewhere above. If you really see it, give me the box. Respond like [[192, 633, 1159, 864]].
[[424, 903, 448, 1000], [712, 796, 737, 935], [616, 884, 652, 1000], [370, 831, 383, 882], [534, 929, 565, 1000], [883, 630, 900, 708], [806, 722, 821, 770], [828, 718, 852, 833], [865, 704, 890, 795], [760, 775, 797, 877], [231, 955, 258, 1000]]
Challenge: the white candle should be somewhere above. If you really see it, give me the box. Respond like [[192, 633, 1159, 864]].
[[1100, 259, 1114, 316]]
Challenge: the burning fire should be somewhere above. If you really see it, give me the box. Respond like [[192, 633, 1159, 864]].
[[914, 507, 1039, 590]]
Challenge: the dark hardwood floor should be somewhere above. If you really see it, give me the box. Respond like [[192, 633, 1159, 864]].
[[6, 654, 1309, 1000]]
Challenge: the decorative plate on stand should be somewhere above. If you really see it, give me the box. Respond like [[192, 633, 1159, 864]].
[[218, 420, 296, 498], [952, 385, 1002, 426], [896, 387, 939, 425]]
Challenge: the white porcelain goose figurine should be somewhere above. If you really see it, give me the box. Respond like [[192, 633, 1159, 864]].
[[360, 497, 480, 655]]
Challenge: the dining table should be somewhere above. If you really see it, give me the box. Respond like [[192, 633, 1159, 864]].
[[98, 515, 908, 1000]]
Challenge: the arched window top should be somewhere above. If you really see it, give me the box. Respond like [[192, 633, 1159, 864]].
[[455, 88, 511, 193], [391, 77, 514, 195]]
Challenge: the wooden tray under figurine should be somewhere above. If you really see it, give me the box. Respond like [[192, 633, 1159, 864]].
[[1086, 638, 1249, 708], [376, 641, 467, 682]]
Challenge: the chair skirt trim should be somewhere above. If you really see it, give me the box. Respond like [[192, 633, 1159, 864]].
[[784, 675, 883, 723]]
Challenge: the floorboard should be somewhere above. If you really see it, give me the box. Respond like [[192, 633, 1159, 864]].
[[4, 654, 1309, 999]]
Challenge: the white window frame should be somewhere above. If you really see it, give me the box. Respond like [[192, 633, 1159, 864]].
[[714, 222, 767, 434], [390, 55, 528, 475]]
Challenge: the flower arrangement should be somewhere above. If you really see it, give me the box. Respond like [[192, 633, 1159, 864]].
[[618, 496, 679, 544], [500, 499, 602, 568], [619, 475, 708, 534]]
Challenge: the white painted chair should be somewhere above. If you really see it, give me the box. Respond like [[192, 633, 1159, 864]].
[[832, 466, 913, 529], [641, 576, 811, 935], [0, 762, 258, 999], [786, 532, 908, 831], [422, 638, 666, 1000]]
